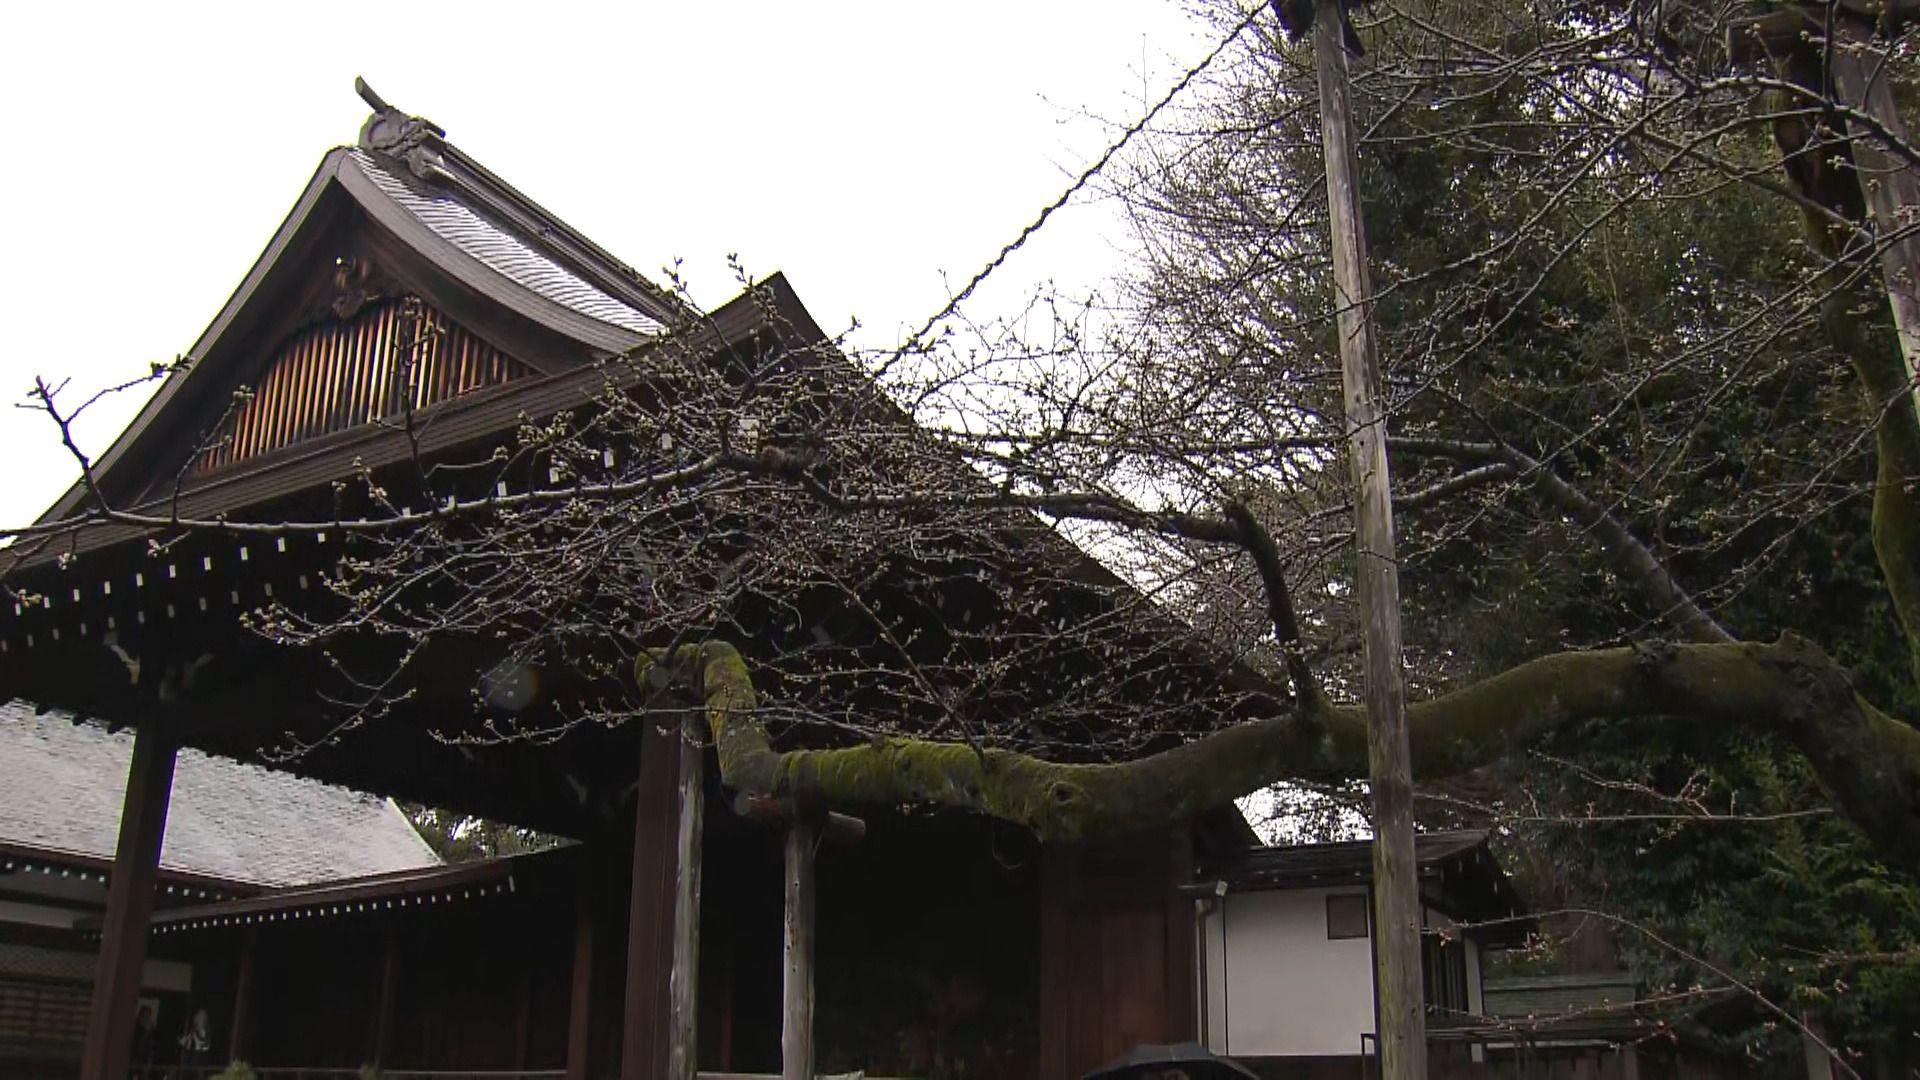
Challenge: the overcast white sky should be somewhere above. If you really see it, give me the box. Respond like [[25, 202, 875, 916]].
[[0, 1, 1212, 526]]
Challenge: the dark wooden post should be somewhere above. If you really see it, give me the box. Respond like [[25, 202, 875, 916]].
[[79, 718, 177, 1080], [567, 886, 598, 1080], [1310, 5, 1426, 1078], [228, 926, 258, 1064], [781, 819, 817, 1080], [372, 920, 400, 1067], [514, 967, 534, 1070], [621, 715, 703, 1080]]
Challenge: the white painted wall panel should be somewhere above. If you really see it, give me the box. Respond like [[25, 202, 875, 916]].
[[1200, 888, 1375, 1057]]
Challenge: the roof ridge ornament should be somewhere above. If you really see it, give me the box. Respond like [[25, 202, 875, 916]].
[[354, 77, 448, 181]]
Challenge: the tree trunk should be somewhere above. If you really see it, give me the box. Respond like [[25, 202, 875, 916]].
[[1831, 20, 1920, 417]]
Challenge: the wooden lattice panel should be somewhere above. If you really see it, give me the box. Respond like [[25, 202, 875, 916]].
[[193, 297, 530, 474]]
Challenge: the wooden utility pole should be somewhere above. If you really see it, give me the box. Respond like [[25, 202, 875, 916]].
[[1310, 3, 1427, 1077]]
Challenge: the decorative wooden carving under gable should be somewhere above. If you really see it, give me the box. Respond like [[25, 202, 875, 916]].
[[192, 296, 532, 474]]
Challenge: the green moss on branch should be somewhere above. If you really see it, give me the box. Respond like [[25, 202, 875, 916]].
[[638, 639, 1920, 864]]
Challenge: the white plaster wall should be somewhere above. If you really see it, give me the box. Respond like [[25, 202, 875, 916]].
[[1200, 888, 1376, 1057]]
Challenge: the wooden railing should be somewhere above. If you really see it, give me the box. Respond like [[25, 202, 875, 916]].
[[160, 1070, 565, 1080], [159, 1060, 898, 1068]]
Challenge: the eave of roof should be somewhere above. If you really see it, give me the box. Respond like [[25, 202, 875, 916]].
[[145, 853, 519, 935], [0, 838, 253, 900], [1209, 829, 1531, 943], [1213, 829, 1493, 889]]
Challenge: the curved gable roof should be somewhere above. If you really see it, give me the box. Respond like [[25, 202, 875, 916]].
[[38, 96, 688, 528]]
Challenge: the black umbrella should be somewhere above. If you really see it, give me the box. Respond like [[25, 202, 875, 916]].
[[1081, 1042, 1262, 1080]]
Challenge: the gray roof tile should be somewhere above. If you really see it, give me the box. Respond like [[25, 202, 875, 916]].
[[0, 702, 441, 888], [349, 149, 660, 336]]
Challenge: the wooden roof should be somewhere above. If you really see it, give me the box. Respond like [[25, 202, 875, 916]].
[[0, 88, 1269, 845]]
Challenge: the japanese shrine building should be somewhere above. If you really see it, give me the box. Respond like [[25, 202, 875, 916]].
[[0, 83, 1274, 1080]]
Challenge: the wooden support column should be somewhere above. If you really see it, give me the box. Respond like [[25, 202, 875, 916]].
[[621, 714, 704, 1080], [1832, 20, 1920, 415], [228, 926, 258, 1064], [668, 713, 706, 1080], [781, 819, 818, 1080], [372, 920, 400, 1068], [567, 886, 598, 1080], [1311, 5, 1425, 1078], [79, 718, 177, 1080], [514, 968, 534, 1070]]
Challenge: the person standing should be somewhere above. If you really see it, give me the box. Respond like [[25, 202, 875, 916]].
[[177, 1004, 211, 1074], [129, 1002, 158, 1080]]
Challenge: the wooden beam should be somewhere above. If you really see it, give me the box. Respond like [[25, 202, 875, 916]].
[[228, 926, 258, 1065], [730, 794, 866, 845], [1311, 4, 1426, 1078], [78, 717, 177, 1080], [781, 820, 817, 1080], [567, 885, 597, 1080]]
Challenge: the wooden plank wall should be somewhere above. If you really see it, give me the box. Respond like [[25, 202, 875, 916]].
[[1038, 830, 1197, 1079]]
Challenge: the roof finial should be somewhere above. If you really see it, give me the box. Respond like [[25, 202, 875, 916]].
[[354, 76, 393, 115], [354, 77, 446, 180]]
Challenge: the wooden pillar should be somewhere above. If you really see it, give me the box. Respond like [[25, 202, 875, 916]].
[[514, 968, 534, 1070], [228, 926, 258, 1064], [1831, 20, 1920, 415], [1310, 6, 1425, 1078], [781, 820, 817, 1080], [79, 718, 177, 1080], [567, 886, 598, 1080], [621, 715, 704, 1080], [668, 714, 706, 1080], [371, 920, 400, 1068], [1161, 831, 1197, 1044]]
